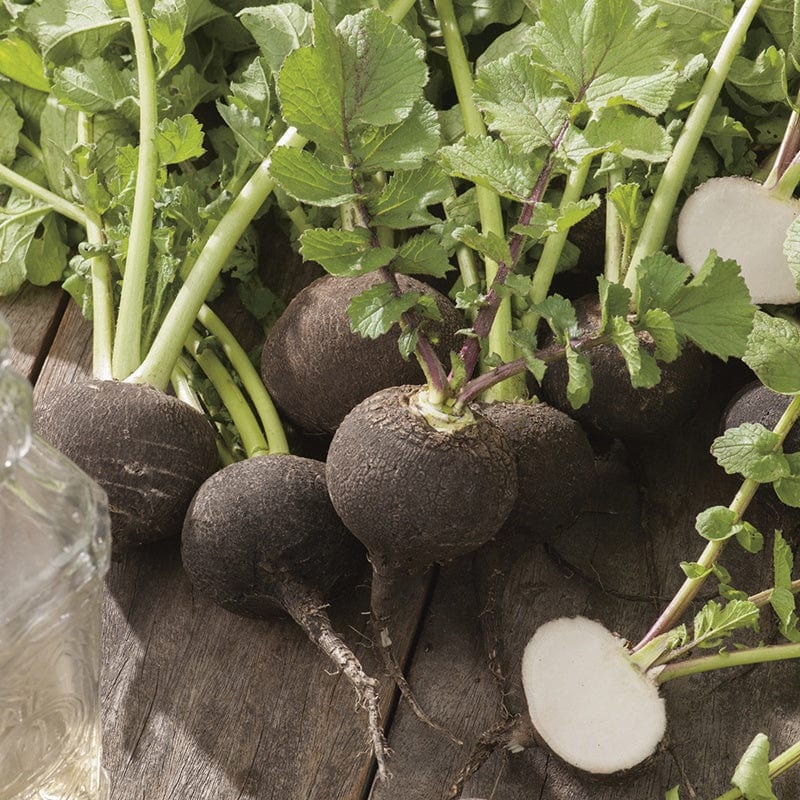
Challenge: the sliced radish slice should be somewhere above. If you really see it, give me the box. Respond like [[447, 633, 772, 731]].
[[677, 176, 800, 305], [522, 616, 667, 775]]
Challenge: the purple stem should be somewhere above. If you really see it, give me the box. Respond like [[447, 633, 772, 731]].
[[454, 119, 572, 384]]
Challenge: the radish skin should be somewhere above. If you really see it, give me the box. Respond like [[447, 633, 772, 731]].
[[522, 616, 667, 775], [677, 177, 800, 305]]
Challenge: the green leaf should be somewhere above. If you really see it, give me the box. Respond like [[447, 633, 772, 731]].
[[0, 191, 55, 295], [711, 423, 789, 483], [269, 147, 357, 206], [607, 316, 661, 389], [352, 99, 441, 171], [239, 5, 313, 77], [337, 9, 427, 128], [24, 213, 69, 286], [668, 253, 756, 360], [509, 330, 547, 382], [734, 520, 764, 554], [216, 100, 273, 163], [638, 309, 679, 363], [473, 53, 571, 154], [494, 273, 533, 300], [695, 506, 738, 542], [728, 47, 788, 105], [680, 561, 712, 580], [0, 89, 22, 167], [51, 57, 134, 116], [665, 785, 681, 800], [607, 182, 644, 232], [453, 226, 511, 266], [581, 107, 672, 163], [439, 136, 540, 201], [398, 327, 418, 360], [155, 114, 205, 165], [693, 599, 761, 649], [511, 197, 601, 242], [565, 345, 593, 409], [347, 282, 421, 339], [393, 233, 453, 279], [21, 0, 128, 63], [635, 252, 691, 315], [230, 56, 272, 123], [0, 35, 50, 92], [638, 0, 731, 63], [530, 0, 678, 114], [771, 530, 800, 643], [369, 162, 452, 229], [150, 0, 226, 76], [597, 275, 631, 332], [533, 294, 580, 343], [774, 453, 800, 507], [744, 312, 800, 394], [300, 227, 395, 277], [731, 734, 776, 800]]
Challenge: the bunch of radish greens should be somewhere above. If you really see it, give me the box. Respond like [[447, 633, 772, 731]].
[[4, 0, 800, 794]]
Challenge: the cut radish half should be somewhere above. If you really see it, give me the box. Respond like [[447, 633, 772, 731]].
[[677, 176, 800, 305], [521, 616, 667, 775]]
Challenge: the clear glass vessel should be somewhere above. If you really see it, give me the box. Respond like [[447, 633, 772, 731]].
[[0, 316, 111, 800]]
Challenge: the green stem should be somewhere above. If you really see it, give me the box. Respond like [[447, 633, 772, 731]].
[[384, 0, 417, 23], [771, 153, 800, 201], [625, 0, 763, 293], [655, 641, 800, 683], [17, 133, 43, 162], [171, 357, 234, 466], [525, 155, 592, 331], [129, 127, 307, 391], [713, 740, 800, 800], [185, 328, 269, 459], [77, 112, 115, 381], [749, 579, 800, 608], [195, 304, 289, 455], [604, 169, 625, 284], [0, 163, 88, 226], [433, 0, 521, 401], [112, 0, 160, 380], [764, 88, 800, 191], [634, 393, 800, 651]]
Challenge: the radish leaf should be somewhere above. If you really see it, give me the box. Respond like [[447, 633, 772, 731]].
[[770, 531, 800, 642], [300, 227, 395, 277], [744, 312, 800, 394], [731, 733, 776, 800], [565, 345, 592, 408], [692, 599, 760, 649], [269, 147, 358, 207], [393, 233, 453, 279], [347, 283, 422, 338], [711, 423, 790, 482]]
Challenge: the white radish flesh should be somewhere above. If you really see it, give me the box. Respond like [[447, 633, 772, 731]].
[[521, 616, 667, 775], [677, 176, 800, 305]]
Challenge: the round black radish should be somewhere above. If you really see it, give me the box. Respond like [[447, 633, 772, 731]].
[[260, 273, 464, 435], [35, 379, 219, 550], [540, 294, 711, 440], [677, 176, 800, 305], [181, 454, 363, 618], [522, 616, 667, 776], [180, 453, 393, 780], [480, 401, 597, 536], [326, 385, 518, 576], [722, 381, 800, 451]]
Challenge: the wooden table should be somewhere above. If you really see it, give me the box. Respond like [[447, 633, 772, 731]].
[[4, 285, 800, 800]]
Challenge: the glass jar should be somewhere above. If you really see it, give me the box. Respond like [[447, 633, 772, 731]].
[[0, 316, 111, 800]]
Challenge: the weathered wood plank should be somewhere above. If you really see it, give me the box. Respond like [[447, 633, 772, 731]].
[[375, 380, 800, 799], [0, 284, 67, 383]]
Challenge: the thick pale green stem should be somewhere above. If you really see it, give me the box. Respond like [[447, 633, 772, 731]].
[[772, 154, 800, 201], [433, 0, 522, 400], [196, 304, 289, 455], [524, 156, 592, 332], [112, 0, 160, 380], [0, 163, 88, 226], [129, 127, 307, 391], [713, 740, 800, 800], [384, 0, 417, 23], [185, 328, 269, 459], [656, 642, 800, 683], [634, 393, 800, 651], [77, 112, 115, 381], [17, 133, 43, 162], [625, 0, 763, 293], [604, 168, 625, 284]]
